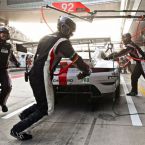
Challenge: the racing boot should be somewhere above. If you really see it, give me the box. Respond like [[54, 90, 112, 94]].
[[126, 92, 137, 96], [1, 105, 8, 112], [10, 130, 32, 141]]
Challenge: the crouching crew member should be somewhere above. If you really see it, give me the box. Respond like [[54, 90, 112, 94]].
[[10, 16, 91, 141]]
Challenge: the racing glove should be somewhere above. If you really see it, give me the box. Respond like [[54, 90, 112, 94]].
[[16, 62, 21, 68], [77, 69, 92, 80], [104, 56, 113, 60], [104, 57, 109, 60]]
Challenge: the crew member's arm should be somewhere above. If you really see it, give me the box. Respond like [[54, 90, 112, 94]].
[[58, 40, 91, 78], [105, 46, 132, 60], [9, 47, 20, 67]]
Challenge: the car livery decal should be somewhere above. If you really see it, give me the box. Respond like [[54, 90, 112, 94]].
[[82, 77, 89, 83], [59, 61, 69, 85]]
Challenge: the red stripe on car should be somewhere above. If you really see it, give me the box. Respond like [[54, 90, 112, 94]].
[[59, 61, 68, 85]]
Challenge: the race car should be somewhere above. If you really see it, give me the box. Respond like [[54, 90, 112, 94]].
[[52, 46, 120, 99]]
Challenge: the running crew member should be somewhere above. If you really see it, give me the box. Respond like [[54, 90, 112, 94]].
[[10, 16, 91, 141], [0, 27, 20, 112]]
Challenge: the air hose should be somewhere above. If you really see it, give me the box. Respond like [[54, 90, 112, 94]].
[[40, 6, 54, 33], [112, 98, 145, 117]]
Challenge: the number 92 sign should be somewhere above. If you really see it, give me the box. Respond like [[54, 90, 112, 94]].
[[52, 2, 90, 13]]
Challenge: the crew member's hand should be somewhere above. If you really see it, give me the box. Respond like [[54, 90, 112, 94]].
[[77, 72, 87, 80], [104, 56, 113, 60], [104, 57, 109, 60], [77, 69, 92, 80], [16, 62, 20, 67]]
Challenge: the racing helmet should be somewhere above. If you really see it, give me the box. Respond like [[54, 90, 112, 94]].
[[122, 33, 131, 44], [0, 27, 9, 34], [57, 16, 76, 37], [0, 27, 10, 40]]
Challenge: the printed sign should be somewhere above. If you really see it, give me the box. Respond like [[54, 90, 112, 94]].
[[52, 2, 90, 13]]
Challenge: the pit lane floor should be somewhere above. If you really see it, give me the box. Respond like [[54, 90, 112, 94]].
[[0, 71, 145, 145]]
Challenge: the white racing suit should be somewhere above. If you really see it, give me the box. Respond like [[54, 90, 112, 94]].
[[11, 32, 90, 133]]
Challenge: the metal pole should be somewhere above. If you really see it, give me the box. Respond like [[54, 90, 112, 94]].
[[89, 10, 145, 14], [81, 15, 145, 19], [88, 43, 91, 62]]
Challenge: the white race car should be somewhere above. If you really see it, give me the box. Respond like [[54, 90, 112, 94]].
[[52, 46, 120, 99]]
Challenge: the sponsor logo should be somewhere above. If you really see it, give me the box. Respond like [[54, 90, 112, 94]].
[[82, 77, 89, 83], [53, 79, 73, 82], [1, 48, 8, 53]]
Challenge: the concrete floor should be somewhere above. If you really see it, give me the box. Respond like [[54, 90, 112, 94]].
[[0, 71, 145, 145]]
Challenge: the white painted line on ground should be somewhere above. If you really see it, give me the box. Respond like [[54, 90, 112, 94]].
[[2, 102, 35, 119], [121, 76, 142, 126]]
